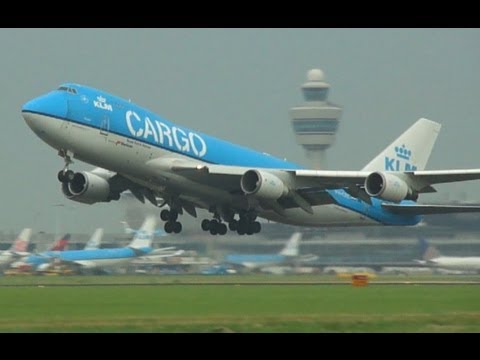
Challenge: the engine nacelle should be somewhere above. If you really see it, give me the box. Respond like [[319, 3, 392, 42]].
[[61, 171, 117, 204], [240, 170, 288, 200], [364, 172, 417, 203]]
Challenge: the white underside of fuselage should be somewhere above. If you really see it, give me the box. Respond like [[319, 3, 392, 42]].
[[24, 113, 379, 227], [432, 257, 480, 271], [74, 257, 133, 269]]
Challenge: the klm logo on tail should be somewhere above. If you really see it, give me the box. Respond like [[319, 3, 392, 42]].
[[385, 144, 417, 171]]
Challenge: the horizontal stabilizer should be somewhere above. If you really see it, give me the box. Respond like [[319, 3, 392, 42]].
[[150, 247, 177, 255], [382, 203, 480, 215]]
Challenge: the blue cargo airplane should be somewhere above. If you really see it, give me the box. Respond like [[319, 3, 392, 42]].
[[21, 83, 480, 236]]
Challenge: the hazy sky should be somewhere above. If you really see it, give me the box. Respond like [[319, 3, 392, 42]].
[[1, 28, 479, 234]]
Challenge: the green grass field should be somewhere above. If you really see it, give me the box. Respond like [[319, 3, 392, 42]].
[[0, 275, 479, 332]]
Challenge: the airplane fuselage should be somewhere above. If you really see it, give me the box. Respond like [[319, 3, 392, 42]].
[[14, 247, 152, 270], [0, 252, 15, 266], [429, 256, 480, 271], [53, 247, 152, 269], [225, 254, 288, 269], [22, 83, 421, 228]]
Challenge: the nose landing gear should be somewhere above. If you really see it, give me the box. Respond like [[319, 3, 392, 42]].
[[57, 149, 75, 183]]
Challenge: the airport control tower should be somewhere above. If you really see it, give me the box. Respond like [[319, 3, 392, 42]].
[[290, 69, 343, 169]]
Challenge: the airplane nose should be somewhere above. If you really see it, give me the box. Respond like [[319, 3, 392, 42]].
[[22, 92, 68, 122]]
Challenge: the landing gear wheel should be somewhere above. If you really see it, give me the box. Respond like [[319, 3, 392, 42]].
[[201, 219, 210, 231], [228, 220, 238, 231], [173, 222, 182, 234], [164, 221, 173, 233], [237, 224, 246, 235], [57, 170, 66, 183], [65, 170, 74, 181], [252, 221, 261, 234], [218, 223, 227, 235], [57, 169, 74, 183], [160, 209, 170, 221]]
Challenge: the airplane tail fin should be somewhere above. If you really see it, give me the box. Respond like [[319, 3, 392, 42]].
[[279, 232, 302, 257], [418, 238, 441, 261], [84, 228, 104, 250], [120, 221, 135, 235], [49, 233, 71, 251], [128, 216, 157, 249], [361, 118, 441, 172], [9, 228, 32, 252]]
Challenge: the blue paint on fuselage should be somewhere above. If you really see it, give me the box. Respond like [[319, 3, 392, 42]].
[[54, 246, 152, 262], [328, 189, 421, 226], [23, 83, 303, 169], [23, 251, 61, 267], [23, 247, 152, 268], [21, 83, 422, 226]]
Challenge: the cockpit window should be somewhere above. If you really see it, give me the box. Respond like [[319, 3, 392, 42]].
[[57, 86, 77, 94]]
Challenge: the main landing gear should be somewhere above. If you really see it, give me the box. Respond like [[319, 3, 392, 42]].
[[201, 218, 228, 235], [201, 211, 261, 236], [160, 209, 182, 234]]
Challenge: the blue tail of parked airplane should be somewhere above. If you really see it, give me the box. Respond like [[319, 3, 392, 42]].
[[418, 238, 441, 261]]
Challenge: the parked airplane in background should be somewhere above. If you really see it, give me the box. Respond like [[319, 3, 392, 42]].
[[0, 228, 32, 267], [131, 247, 186, 266], [35, 229, 103, 271], [10, 233, 70, 271], [36, 216, 158, 272], [224, 232, 302, 269], [121, 220, 166, 237], [417, 238, 480, 272], [22, 83, 480, 236], [48, 234, 71, 251], [84, 228, 103, 250]]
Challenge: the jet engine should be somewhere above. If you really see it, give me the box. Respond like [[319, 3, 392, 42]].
[[364, 171, 417, 203], [240, 170, 288, 200], [61, 171, 120, 204]]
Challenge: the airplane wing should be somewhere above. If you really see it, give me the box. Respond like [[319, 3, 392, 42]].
[[142, 158, 480, 215], [10, 251, 31, 258], [381, 203, 480, 215], [152, 158, 480, 192], [292, 169, 480, 192], [142, 250, 185, 258], [149, 247, 178, 255], [151, 158, 480, 193], [66, 260, 97, 269]]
